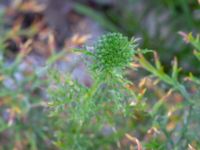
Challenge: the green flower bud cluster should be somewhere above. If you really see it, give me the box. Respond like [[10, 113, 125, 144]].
[[93, 33, 135, 73]]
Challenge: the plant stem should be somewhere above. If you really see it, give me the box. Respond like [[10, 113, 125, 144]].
[[161, 126, 174, 148], [83, 77, 102, 102], [175, 84, 192, 148]]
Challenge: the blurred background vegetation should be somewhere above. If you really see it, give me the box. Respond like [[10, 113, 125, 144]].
[[0, 0, 200, 149]]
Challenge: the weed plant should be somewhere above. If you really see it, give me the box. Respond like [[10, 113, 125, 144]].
[[1, 7, 200, 148], [48, 32, 200, 149]]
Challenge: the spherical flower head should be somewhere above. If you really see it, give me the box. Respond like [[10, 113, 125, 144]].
[[93, 33, 135, 73]]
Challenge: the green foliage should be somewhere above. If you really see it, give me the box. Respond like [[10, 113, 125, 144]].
[[2, 29, 200, 149], [48, 33, 139, 124], [48, 32, 200, 150], [0, 48, 49, 149], [1, 2, 200, 148], [0, 34, 67, 149], [138, 33, 200, 149], [48, 33, 142, 149]]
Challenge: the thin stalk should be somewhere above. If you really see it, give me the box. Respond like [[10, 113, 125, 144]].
[[161, 126, 174, 148], [82, 77, 102, 102], [175, 83, 192, 148]]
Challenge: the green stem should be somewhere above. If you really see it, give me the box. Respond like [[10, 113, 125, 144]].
[[161, 126, 174, 148], [175, 84, 192, 148], [83, 77, 102, 102]]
